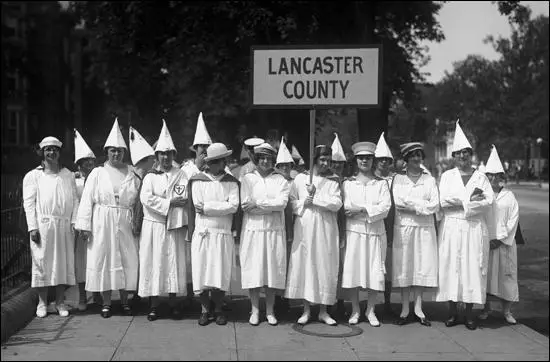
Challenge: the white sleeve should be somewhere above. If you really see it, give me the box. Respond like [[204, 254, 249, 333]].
[[22, 171, 38, 231], [140, 174, 170, 217]]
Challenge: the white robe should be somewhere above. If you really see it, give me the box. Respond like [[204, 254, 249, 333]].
[[75, 165, 140, 292], [74, 173, 87, 283], [180, 160, 201, 278], [23, 167, 78, 287], [284, 173, 342, 305], [435, 168, 494, 304], [391, 173, 439, 288], [190, 173, 239, 293], [239, 170, 290, 290], [486, 188, 519, 302], [341, 177, 391, 292], [138, 168, 188, 297]]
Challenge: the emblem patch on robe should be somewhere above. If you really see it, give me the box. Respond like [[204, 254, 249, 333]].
[[174, 184, 185, 195]]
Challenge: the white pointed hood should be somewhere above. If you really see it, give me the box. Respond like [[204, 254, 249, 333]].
[[276, 137, 294, 165], [452, 119, 473, 152], [129, 126, 155, 165], [104, 118, 128, 149], [291, 145, 305, 165], [155, 119, 177, 153], [192, 112, 212, 146], [485, 145, 505, 174], [240, 145, 249, 160], [74, 128, 96, 163], [375, 132, 393, 159], [331, 133, 346, 162]]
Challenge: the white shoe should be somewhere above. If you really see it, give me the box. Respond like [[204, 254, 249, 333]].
[[348, 312, 360, 325], [504, 313, 517, 325], [319, 312, 337, 326], [249, 313, 260, 326], [46, 302, 57, 314], [77, 302, 87, 312], [478, 310, 490, 320], [36, 304, 47, 318], [266, 314, 278, 326], [297, 312, 310, 325], [366, 313, 380, 327], [56, 304, 70, 317]]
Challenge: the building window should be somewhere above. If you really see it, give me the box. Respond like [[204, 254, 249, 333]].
[[3, 110, 27, 146]]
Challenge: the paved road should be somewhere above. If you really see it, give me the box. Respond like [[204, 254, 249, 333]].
[[506, 186, 549, 336]]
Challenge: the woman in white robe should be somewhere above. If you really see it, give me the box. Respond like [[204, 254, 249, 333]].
[[240, 143, 290, 326], [478, 148, 520, 325], [285, 145, 342, 326], [23, 137, 78, 318], [436, 147, 494, 331], [188, 143, 240, 326], [76, 146, 140, 318], [342, 142, 391, 327], [139, 149, 188, 321], [392, 143, 439, 327]]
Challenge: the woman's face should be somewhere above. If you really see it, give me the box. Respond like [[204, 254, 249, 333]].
[[375, 157, 392, 173], [277, 162, 293, 177], [79, 158, 95, 174], [257, 154, 274, 172], [316, 155, 331, 173], [453, 148, 472, 169], [406, 150, 423, 168], [356, 154, 374, 173], [157, 151, 174, 170], [486, 172, 505, 188], [107, 147, 125, 166], [43, 146, 60, 163], [330, 161, 345, 176], [207, 158, 225, 175]]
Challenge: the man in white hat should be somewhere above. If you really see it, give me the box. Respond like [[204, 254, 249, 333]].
[[238, 137, 265, 179], [436, 120, 494, 331], [76, 118, 141, 318], [73, 129, 100, 311], [137, 120, 189, 321], [23, 136, 78, 318], [373, 132, 397, 316], [240, 142, 291, 326], [478, 145, 520, 325], [187, 143, 240, 326], [285, 145, 343, 326], [181, 112, 212, 178]]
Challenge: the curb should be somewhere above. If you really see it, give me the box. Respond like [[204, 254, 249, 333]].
[[1, 286, 37, 344]]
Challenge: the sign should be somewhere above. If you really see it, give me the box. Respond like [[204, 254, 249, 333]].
[[250, 45, 382, 108]]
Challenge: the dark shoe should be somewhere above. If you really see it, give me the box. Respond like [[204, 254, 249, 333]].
[[147, 308, 158, 321], [395, 316, 409, 326], [121, 304, 133, 316], [465, 318, 478, 330], [198, 312, 210, 326], [445, 315, 460, 327], [171, 307, 183, 320], [415, 315, 431, 327], [101, 305, 112, 319], [215, 313, 228, 325]]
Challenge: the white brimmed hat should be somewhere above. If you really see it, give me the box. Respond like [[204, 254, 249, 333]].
[[351, 142, 376, 156], [74, 129, 95, 163], [192, 112, 212, 147], [331, 133, 346, 162], [204, 143, 232, 162], [244, 137, 265, 147], [104, 118, 128, 149], [485, 145, 505, 174], [375, 132, 393, 159], [291, 145, 305, 165], [452, 119, 473, 153], [39, 136, 62, 149], [129, 126, 155, 165], [155, 119, 177, 153], [276, 137, 294, 165]]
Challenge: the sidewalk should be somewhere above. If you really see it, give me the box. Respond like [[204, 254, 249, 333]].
[[507, 181, 549, 191], [2, 273, 549, 361]]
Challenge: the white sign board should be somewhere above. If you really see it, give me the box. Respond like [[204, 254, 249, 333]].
[[251, 45, 381, 108]]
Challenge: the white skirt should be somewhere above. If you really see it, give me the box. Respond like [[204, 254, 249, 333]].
[[191, 230, 235, 293], [342, 231, 386, 292]]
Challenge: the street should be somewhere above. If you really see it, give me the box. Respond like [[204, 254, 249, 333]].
[[507, 185, 549, 336]]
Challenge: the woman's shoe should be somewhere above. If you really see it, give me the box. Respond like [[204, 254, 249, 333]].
[[101, 305, 112, 319], [415, 315, 431, 327], [319, 312, 337, 326], [198, 312, 210, 326], [249, 313, 260, 326], [56, 304, 70, 317], [395, 316, 409, 326], [464, 317, 478, 330], [36, 304, 47, 318], [445, 315, 459, 327], [504, 313, 517, 325], [297, 312, 310, 325], [366, 313, 381, 327], [121, 304, 133, 316], [266, 314, 278, 326], [348, 312, 360, 325], [215, 313, 228, 325], [147, 308, 158, 321]]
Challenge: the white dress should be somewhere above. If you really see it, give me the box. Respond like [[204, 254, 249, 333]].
[[391, 173, 439, 288], [486, 188, 519, 302], [23, 167, 78, 288], [341, 177, 391, 292], [239, 170, 291, 290], [190, 173, 239, 293], [138, 167, 189, 297], [435, 168, 494, 304], [284, 172, 342, 305], [75, 164, 140, 292], [74, 172, 87, 283]]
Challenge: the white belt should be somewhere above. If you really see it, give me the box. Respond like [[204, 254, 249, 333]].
[[39, 214, 70, 223]]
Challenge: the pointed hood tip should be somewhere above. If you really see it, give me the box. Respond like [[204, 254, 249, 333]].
[[276, 137, 294, 165], [74, 128, 96, 163], [129, 126, 155, 165], [104, 119, 128, 149]]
